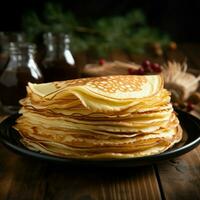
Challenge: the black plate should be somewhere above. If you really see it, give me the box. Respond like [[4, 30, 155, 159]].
[[0, 110, 199, 167]]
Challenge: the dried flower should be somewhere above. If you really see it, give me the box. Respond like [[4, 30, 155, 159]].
[[162, 61, 200, 101]]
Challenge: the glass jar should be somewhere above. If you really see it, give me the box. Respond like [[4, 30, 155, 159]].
[[42, 33, 79, 82], [0, 43, 43, 114]]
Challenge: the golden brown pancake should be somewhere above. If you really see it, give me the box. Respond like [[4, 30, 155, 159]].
[[14, 75, 182, 159]]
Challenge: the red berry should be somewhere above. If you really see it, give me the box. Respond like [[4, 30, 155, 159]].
[[144, 65, 153, 73], [151, 63, 160, 69], [142, 60, 151, 69], [98, 59, 105, 65], [151, 63, 162, 73], [142, 60, 153, 73], [128, 68, 134, 74], [137, 68, 145, 75], [132, 71, 139, 75], [128, 67, 146, 75], [128, 68, 142, 75]]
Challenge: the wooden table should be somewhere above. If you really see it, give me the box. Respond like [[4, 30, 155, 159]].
[[0, 44, 200, 200]]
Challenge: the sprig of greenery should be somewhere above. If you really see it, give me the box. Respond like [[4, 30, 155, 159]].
[[23, 2, 170, 56]]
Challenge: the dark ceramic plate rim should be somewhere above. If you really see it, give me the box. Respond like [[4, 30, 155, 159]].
[[0, 109, 200, 167]]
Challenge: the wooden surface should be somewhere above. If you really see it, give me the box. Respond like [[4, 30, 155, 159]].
[[0, 44, 200, 200]]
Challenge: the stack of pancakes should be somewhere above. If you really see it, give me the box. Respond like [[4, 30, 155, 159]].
[[14, 75, 182, 159]]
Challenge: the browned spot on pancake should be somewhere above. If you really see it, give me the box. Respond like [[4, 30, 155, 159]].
[[64, 78, 92, 87], [88, 76, 147, 93], [55, 76, 148, 93]]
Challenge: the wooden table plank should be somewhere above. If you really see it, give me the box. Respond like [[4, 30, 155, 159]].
[[6, 158, 47, 200], [42, 165, 161, 200], [0, 144, 19, 200], [0, 145, 162, 200], [156, 146, 200, 200], [0, 143, 47, 200]]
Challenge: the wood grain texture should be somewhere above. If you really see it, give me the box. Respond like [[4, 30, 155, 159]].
[[156, 146, 200, 200], [0, 140, 47, 200], [0, 148, 162, 200], [5, 158, 47, 200], [0, 144, 19, 200], [41, 165, 161, 200]]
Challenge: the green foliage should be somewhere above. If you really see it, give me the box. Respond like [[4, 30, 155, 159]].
[[23, 3, 170, 56]]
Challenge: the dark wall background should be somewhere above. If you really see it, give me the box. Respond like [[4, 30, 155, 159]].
[[0, 0, 200, 42]]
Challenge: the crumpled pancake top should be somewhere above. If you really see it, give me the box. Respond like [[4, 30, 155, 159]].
[[29, 75, 163, 100]]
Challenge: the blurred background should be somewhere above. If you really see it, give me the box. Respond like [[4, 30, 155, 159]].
[[1, 0, 200, 42]]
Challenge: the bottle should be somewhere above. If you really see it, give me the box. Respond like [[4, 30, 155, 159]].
[[0, 32, 26, 76], [42, 33, 79, 82], [0, 43, 43, 114]]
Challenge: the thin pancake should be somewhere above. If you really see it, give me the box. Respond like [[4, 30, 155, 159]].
[[14, 75, 183, 159]]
